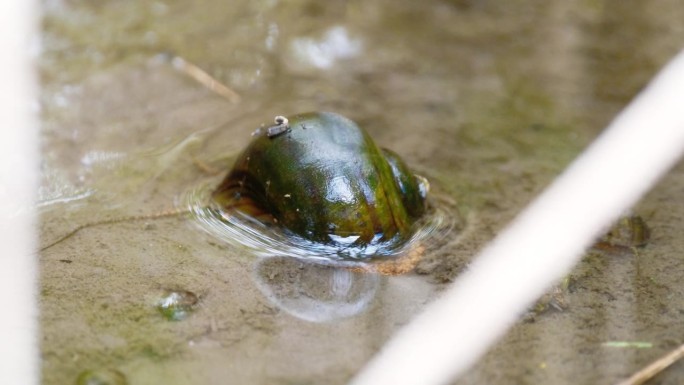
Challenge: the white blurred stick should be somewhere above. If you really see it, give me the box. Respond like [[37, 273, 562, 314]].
[[350, 49, 684, 385], [0, 1, 39, 385]]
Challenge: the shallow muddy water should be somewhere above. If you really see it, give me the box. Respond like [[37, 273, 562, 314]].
[[40, 1, 684, 384]]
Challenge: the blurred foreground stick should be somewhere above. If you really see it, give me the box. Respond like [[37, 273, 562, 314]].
[[349, 49, 684, 385]]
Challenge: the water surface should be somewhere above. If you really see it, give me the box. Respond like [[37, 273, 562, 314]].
[[40, 1, 684, 384]]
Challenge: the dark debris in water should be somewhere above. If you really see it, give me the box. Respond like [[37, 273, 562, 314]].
[[593, 215, 651, 255]]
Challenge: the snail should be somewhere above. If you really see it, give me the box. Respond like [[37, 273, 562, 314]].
[[211, 112, 429, 256], [41, 112, 432, 267]]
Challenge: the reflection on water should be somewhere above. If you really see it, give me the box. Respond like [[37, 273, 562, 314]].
[[291, 26, 362, 69], [183, 177, 456, 266], [253, 256, 379, 322]]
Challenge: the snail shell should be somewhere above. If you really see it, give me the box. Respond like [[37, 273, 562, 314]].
[[212, 112, 428, 252]]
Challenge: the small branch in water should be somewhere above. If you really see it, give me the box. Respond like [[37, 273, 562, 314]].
[[40, 208, 191, 252], [615, 343, 684, 385], [191, 156, 222, 175], [170, 55, 241, 103]]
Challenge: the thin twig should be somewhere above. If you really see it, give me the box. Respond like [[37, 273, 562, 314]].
[[171, 55, 241, 103], [615, 343, 684, 385], [40, 208, 190, 252]]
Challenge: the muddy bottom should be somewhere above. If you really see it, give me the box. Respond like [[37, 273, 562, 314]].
[[40, 1, 684, 384]]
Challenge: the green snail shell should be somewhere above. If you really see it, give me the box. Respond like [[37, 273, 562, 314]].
[[212, 112, 428, 250]]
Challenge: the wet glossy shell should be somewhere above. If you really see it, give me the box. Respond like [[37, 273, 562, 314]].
[[212, 112, 427, 249]]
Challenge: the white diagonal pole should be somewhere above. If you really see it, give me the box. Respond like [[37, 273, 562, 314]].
[[0, 1, 40, 385], [350, 49, 684, 385]]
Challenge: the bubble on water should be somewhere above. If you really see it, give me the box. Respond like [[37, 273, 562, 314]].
[[254, 257, 379, 322], [156, 289, 199, 321]]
